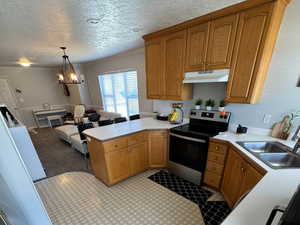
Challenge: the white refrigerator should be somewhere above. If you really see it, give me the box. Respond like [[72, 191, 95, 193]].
[[0, 105, 46, 181], [0, 113, 52, 225]]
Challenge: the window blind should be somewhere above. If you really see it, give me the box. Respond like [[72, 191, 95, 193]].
[[98, 71, 139, 117]]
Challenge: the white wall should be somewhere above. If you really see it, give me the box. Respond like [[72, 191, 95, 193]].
[[82, 48, 153, 113], [0, 66, 69, 127]]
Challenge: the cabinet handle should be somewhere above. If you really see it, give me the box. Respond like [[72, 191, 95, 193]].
[[241, 166, 245, 174], [114, 144, 118, 148], [215, 146, 219, 150]]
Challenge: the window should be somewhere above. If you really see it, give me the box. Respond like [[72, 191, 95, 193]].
[[98, 71, 139, 117]]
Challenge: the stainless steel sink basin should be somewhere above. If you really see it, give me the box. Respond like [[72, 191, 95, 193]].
[[237, 141, 300, 169], [237, 141, 289, 154], [258, 153, 300, 168]]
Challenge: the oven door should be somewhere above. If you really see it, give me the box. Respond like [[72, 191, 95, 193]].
[[169, 133, 208, 173]]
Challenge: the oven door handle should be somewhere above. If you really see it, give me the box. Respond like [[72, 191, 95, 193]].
[[170, 133, 206, 143]]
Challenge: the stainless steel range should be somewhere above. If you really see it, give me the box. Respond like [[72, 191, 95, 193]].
[[168, 109, 231, 185]]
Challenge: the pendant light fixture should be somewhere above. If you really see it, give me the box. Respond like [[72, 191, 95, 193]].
[[57, 47, 81, 84]]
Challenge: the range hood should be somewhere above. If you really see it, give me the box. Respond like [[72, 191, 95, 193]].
[[183, 69, 229, 84]]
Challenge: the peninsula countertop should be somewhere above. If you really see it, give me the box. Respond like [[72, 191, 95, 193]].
[[83, 117, 189, 141], [215, 132, 300, 225]]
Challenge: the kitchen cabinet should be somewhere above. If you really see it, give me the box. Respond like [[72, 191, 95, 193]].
[[204, 140, 228, 189], [206, 14, 238, 70], [106, 148, 131, 184], [87, 131, 149, 185], [148, 130, 168, 168], [185, 22, 210, 72], [144, 0, 291, 103], [221, 147, 265, 208], [87, 130, 168, 185], [226, 2, 287, 103], [145, 38, 164, 99], [144, 30, 193, 100], [129, 142, 148, 176], [164, 30, 192, 100]]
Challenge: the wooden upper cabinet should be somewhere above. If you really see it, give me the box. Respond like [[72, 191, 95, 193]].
[[145, 38, 164, 99], [163, 30, 192, 100], [185, 22, 210, 72], [206, 14, 238, 70], [226, 4, 272, 103]]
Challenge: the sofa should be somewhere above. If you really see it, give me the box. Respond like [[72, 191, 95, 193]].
[[55, 110, 121, 153]]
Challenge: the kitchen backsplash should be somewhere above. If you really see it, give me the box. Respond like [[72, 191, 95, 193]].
[[153, 83, 226, 117]]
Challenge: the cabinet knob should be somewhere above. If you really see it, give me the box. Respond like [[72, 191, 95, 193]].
[[215, 146, 219, 150]]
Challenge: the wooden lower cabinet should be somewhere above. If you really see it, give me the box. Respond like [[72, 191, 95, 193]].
[[129, 142, 148, 176], [221, 147, 266, 207], [203, 140, 228, 189], [148, 130, 168, 168], [87, 130, 168, 186], [106, 148, 131, 184]]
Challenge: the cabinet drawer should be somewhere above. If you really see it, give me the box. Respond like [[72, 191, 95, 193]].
[[103, 137, 128, 153], [206, 161, 224, 175], [128, 132, 147, 146], [207, 151, 226, 165], [204, 171, 221, 188], [209, 142, 228, 155]]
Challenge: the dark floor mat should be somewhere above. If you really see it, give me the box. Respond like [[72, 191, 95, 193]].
[[199, 201, 231, 225], [148, 170, 212, 205], [148, 170, 231, 225]]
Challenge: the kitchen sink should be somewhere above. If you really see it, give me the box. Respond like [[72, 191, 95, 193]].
[[237, 141, 300, 169], [258, 153, 300, 168]]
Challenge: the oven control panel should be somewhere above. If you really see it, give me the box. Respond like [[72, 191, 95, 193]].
[[190, 109, 231, 123]]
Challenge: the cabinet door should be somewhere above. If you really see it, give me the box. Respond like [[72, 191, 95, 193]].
[[106, 148, 130, 184], [239, 161, 264, 198], [221, 149, 244, 207], [163, 30, 188, 99], [145, 38, 164, 99], [129, 142, 148, 176], [226, 4, 272, 103], [185, 22, 210, 72], [148, 131, 168, 167], [206, 14, 238, 70]]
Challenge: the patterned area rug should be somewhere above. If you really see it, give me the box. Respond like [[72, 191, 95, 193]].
[[200, 201, 231, 225], [148, 170, 231, 225]]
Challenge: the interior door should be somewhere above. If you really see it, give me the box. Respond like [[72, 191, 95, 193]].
[[0, 79, 21, 122], [0, 114, 52, 225], [206, 14, 238, 70], [163, 30, 187, 99], [185, 22, 210, 72]]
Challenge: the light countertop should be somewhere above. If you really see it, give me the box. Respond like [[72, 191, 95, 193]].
[[83, 117, 189, 141], [216, 132, 300, 225]]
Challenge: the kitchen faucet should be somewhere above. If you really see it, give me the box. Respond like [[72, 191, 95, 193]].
[[293, 138, 300, 153]]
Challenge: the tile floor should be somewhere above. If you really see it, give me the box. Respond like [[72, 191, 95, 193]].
[[36, 170, 205, 225]]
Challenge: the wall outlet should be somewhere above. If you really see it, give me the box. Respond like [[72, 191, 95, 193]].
[[263, 114, 272, 124]]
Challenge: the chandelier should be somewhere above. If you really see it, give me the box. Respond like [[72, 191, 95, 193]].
[[57, 47, 81, 84]]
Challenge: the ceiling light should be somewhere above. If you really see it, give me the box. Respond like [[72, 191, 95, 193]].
[[18, 58, 32, 67], [57, 47, 81, 85], [86, 18, 101, 24]]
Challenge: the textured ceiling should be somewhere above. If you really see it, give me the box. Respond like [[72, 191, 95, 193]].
[[0, 0, 244, 66]]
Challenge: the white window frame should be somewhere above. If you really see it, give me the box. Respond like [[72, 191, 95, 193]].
[[98, 69, 139, 117]]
